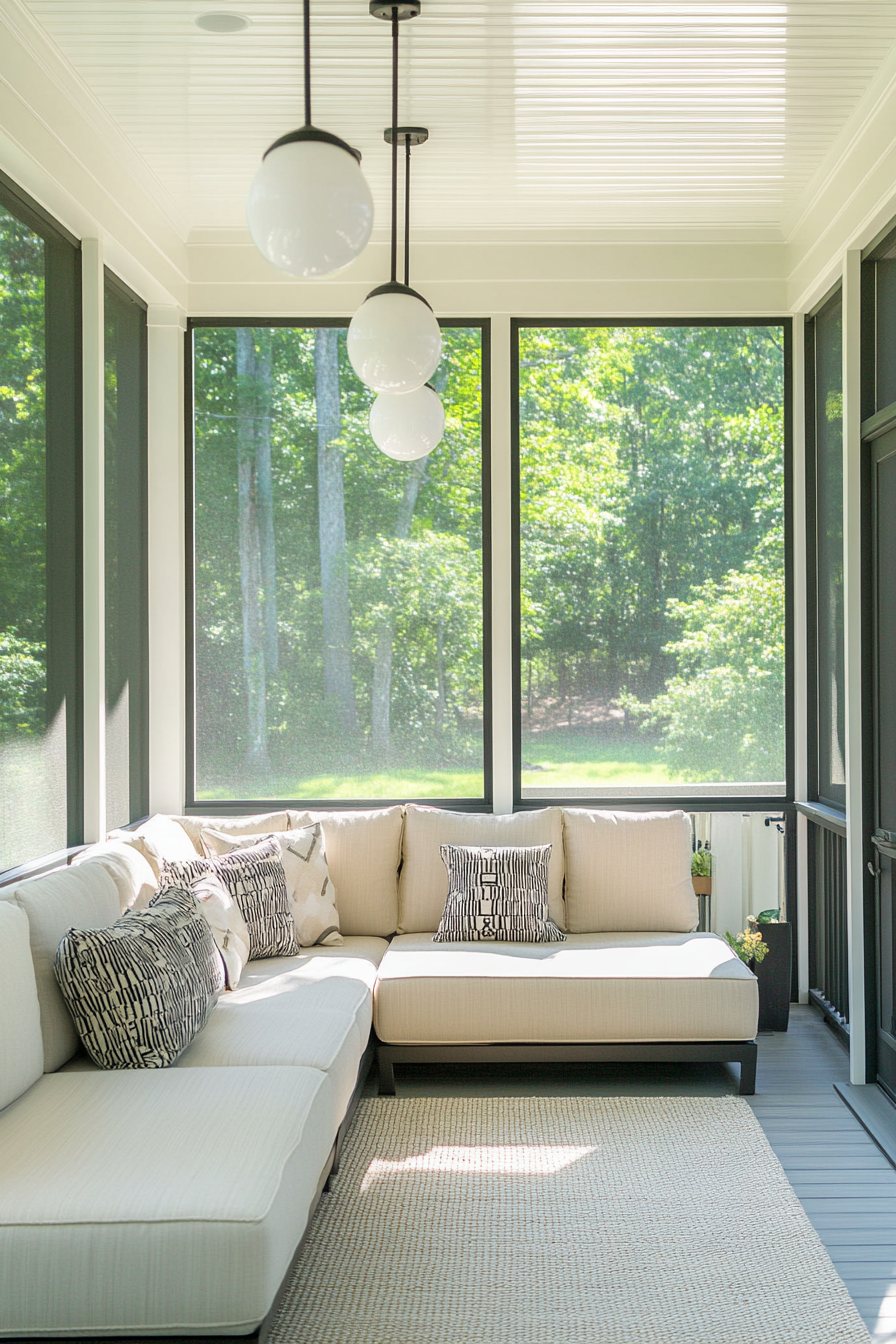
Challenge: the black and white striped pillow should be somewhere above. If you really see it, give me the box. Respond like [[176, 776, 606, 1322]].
[[54, 886, 224, 1069], [160, 836, 298, 960], [434, 844, 566, 943]]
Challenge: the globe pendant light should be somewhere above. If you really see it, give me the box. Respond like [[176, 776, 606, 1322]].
[[370, 382, 445, 460], [246, 0, 374, 278], [347, 2, 442, 396]]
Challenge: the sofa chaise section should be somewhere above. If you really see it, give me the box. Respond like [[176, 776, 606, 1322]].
[[374, 931, 759, 1094], [0, 1067, 334, 1337]]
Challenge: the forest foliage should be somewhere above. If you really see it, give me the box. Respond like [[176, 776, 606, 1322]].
[[194, 321, 785, 798]]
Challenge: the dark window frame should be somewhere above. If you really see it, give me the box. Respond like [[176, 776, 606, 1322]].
[[184, 316, 493, 815], [0, 169, 83, 865], [805, 284, 846, 814], [511, 315, 794, 814], [103, 267, 149, 825]]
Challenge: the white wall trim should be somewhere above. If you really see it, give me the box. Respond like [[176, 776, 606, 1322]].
[[842, 249, 868, 1084], [490, 315, 513, 815], [147, 305, 187, 814], [81, 238, 105, 842], [791, 312, 810, 1003]]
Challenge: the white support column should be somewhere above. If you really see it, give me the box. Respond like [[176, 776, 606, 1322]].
[[147, 306, 187, 815], [842, 249, 867, 1084], [791, 311, 811, 1002], [490, 314, 514, 814], [82, 238, 105, 843]]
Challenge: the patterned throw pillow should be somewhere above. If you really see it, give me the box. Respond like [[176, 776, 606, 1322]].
[[434, 844, 566, 943], [160, 837, 298, 960], [54, 886, 223, 1069], [202, 824, 343, 948]]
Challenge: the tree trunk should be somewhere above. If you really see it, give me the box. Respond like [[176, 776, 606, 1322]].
[[371, 457, 428, 753], [254, 330, 278, 675], [314, 328, 360, 737], [235, 328, 271, 773]]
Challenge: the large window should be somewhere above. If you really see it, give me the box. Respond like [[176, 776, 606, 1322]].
[[515, 322, 789, 804], [0, 174, 81, 870], [806, 290, 844, 810], [189, 322, 488, 805], [104, 272, 148, 828]]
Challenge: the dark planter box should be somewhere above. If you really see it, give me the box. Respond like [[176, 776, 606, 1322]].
[[752, 922, 792, 1032]]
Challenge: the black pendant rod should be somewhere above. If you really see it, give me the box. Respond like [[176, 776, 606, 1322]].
[[303, 0, 312, 126], [404, 135, 411, 287], [390, 7, 399, 284]]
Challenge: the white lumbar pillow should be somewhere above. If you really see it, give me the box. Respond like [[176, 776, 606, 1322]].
[[202, 824, 343, 948]]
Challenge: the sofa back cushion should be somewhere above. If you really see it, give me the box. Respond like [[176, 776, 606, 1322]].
[[14, 862, 121, 1071], [0, 901, 44, 1110], [398, 806, 566, 933], [288, 807, 403, 937], [562, 808, 697, 933], [107, 814, 204, 878], [71, 839, 158, 911], [175, 810, 292, 854]]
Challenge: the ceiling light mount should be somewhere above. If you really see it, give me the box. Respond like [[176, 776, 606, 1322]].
[[385, 126, 429, 147], [369, 2, 421, 20]]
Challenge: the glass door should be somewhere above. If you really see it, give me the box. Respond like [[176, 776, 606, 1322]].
[[871, 426, 896, 1097]]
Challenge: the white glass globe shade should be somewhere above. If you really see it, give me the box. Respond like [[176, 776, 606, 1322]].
[[246, 139, 374, 279], [348, 290, 442, 394], [369, 385, 446, 461]]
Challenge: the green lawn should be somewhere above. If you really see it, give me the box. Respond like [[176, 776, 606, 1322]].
[[520, 731, 678, 789], [198, 766, 485, 802], [197, 732, 678, 800]]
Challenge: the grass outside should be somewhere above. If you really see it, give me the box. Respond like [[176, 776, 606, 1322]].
[[197, 730, 679, 800], [198, 766, 485, 802], [520, 730, 680, 789]]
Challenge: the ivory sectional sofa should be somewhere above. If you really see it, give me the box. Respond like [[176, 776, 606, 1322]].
[[0, 803, 759, 1338]]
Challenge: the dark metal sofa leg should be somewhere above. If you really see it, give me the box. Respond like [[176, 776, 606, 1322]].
[[378, 1051, 396, 1096], [739, 1043, 758, 1095]]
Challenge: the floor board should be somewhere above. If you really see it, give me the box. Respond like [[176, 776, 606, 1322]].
[[368, 1004, 896, 1339]]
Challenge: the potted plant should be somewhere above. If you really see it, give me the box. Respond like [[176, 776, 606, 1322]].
[[725, 910, 791, 1033], [691, 846, 712, 896]]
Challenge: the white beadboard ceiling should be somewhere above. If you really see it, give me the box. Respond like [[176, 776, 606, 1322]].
[[19, 0, 896, 237]]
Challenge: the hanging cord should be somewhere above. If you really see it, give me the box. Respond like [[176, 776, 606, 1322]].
[[404, 135, 411, 287], [303, 0, 312, 126], [390, 8, 399, 284]]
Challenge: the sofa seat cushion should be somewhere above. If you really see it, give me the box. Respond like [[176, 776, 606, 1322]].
[[374, 932, 758, 1045], [60, 941, 387, 1129], [175, 952, 379, 1130], [0, 1066, 333, 1337]]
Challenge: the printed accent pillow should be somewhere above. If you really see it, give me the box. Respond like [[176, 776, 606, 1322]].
[[434, 844, 566, 944], [159, 838, 298, 961], [202, 825, 343, 948], [54, 886, 224, 1069]]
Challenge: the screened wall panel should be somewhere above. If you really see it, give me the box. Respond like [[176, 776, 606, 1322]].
[[190, 323, 487, 804], [807, 291, 845, 810], [104, 273, 148, 828], [0, 175, 81, 870], [515, 322, 788, 803]]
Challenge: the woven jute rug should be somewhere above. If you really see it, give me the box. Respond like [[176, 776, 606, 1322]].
[[270, 1095, 869, 1344]]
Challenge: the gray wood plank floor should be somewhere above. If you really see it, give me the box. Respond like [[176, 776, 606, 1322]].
[[371, 1005, 896, 1340]]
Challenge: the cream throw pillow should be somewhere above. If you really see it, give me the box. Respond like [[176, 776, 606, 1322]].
[[202, 824, 343, 948], [562, 808, 698, 933], [186, 872, 250, 989]]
